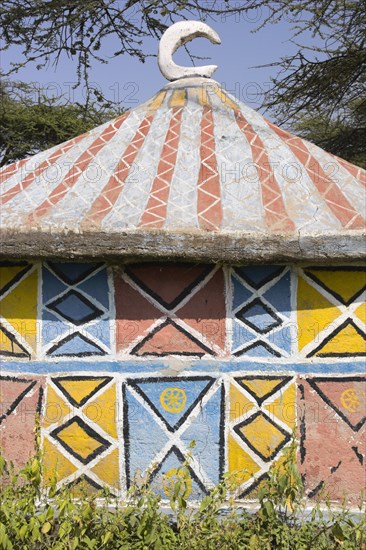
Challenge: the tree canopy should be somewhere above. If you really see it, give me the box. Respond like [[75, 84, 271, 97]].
[[1, 1, 365, 166], [0, 81, 122, 167]]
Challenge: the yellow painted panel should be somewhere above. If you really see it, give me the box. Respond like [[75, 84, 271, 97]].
[[194, 87, 210, 107], [271, 453, 298, 487], [307, 269, 366, 304], [228, 434, 260, 487], [44, 386, 71, 428], [239, 415, 286, 461], [229, 383, 254, 421], [69, 478, 100, 497], [91, 448, 119, 489], [239, 379, 287, 401], [197, 87, 211, 107], [297, 276, 340, 350], [355, 303, 366, 325], [241, 476, 268, 499], [0, 269, 38, 352], [314, 322, 366, 356], [0, 328, 27, 355], [57, 422, 102, 460], [264, 384, 296, 429], [84, 384, 117, 438], [214, 89, 239, 111], [43, 437, 77, 484], [169, 89, 186, 108], [0, 266, 28, 295], [58, 379, 108, 407], [148, 91, 166, 112]]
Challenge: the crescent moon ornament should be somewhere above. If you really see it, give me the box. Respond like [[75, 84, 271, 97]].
[[158, 21, 221, 81]]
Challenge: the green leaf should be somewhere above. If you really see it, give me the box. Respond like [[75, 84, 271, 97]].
[[332, 522, 345, 543], [249, 534, 259, 549], [41, 521, 52, 534], [199, 496, 211, 512], [102, 531, 112, 545], [263, 500, 275, 518], [19, 525, 28, 540]]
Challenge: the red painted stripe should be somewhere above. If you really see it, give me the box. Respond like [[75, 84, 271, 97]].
[[82, 114, 153, 225], [1, 134, 88, 205], [330, 153, 366, 189], [139, 107, 183, 228], [234, 111, 295, 231], [197, 106, 223, 231], [27, 113, 128, 222], [0, 159, 27, 185], [272, 124, 365, 229]]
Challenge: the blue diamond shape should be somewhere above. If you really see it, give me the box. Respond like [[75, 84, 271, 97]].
[[47, 290, 103, 325], [236, 299, 282, 334]]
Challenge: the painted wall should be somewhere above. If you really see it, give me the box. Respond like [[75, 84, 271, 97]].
[[0, 261, 365, 503]]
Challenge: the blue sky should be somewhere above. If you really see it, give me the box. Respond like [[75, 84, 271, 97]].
[[1, 9, 314, 115]]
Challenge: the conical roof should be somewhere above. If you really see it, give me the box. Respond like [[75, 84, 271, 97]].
[[1, 23, 365, 263]]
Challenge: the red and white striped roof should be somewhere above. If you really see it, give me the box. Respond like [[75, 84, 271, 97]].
[[1, 77, 365, 261]]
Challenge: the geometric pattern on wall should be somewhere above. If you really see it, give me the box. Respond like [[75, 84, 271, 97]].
[[42, 376, 120, 494], [1, 260, 365, 505], [230, 266, 293, 357], [0, 261, 38, 359], [42, 263, 111, 358], [0, 375, 43, 469], [227, 375, 295, 498], [298, 376, 366, 503], [115, 264, 226, 357], [123, 376, 224, 499], [297, 267, 366, 358]]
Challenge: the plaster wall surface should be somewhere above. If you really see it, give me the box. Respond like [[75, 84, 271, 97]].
[[0, 261, 365, 504]]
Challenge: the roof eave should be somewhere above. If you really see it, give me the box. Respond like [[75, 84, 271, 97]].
[[1, 228, 365, 264]]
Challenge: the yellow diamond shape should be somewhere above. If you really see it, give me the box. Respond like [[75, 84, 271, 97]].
[[236, 412, 290, 462], [52, 417, 110, 464]]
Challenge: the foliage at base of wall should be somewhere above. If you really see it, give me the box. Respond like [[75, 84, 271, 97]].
[[0, 443, 365, 550]]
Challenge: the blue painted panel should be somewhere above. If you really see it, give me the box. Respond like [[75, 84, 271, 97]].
[[237, 301, 281, 333], [78, 268, 110, 309], [232, 276, 253, 310], [181, 384, 223, 485], [86, 319, 111, 347], [232, 320, 256, 351], [42, 262, 110, 357], [150, 447, 206, 500], [263, 271, 291, 316], [42, 267, 68, 303], [47, 333, 105, 357], [47, 262, 101, 284], [235, 266, 283, 288], [269, 326, 293, 354], [132, 378, 213, 431], [237, 342, 280, 358], [125, 387, 168, 482], [51, 292, 102, 324], [42, 309, 70, 345], [2, 360, 365, 375]]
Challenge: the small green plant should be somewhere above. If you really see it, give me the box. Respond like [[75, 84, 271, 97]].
[[0, 439, 365, 549]]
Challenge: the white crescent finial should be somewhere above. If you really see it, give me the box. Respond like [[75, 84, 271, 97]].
[[158, 21, 221, 81]]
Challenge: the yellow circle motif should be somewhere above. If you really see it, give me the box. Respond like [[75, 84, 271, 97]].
[[340, 388, 360, 413], [160, 387, 187, 413], [162, 468, 192, 498]]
